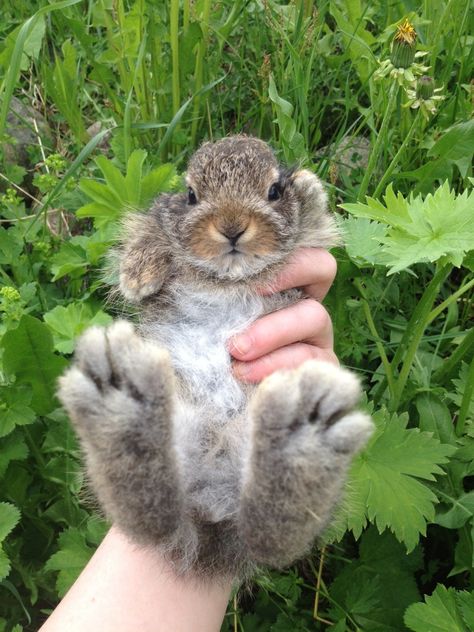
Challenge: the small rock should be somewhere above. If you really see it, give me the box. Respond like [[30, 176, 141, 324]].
[[3, 96, 52, 170]]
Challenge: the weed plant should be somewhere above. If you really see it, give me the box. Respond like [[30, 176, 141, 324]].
[[0, 1, 473, 630]]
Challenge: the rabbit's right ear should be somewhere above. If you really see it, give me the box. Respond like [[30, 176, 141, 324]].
[[119, 213, 170, 303]]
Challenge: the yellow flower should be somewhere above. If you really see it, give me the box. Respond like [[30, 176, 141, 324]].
[[375, 18, 429, 87], [391, 19, 417, 69], [394, 19, 417, 46]]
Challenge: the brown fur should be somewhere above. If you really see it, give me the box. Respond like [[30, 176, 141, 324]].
[[59, 136, 372, 581]]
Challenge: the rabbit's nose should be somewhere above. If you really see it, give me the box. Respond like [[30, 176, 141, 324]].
[[222, 227, 246, 246]]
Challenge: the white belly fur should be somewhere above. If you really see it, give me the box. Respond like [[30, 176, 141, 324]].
[[141, 286, 270, 520]]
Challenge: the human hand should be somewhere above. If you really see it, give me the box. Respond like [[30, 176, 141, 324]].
[[229, 248, 339, 382]]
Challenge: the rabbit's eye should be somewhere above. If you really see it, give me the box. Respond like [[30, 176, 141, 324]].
[[187, 187, 198, 205], [268, 183, 281, 201]]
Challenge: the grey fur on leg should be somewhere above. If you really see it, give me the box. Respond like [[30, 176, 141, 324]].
[[58, 321, 184, 545], [238, 360, 373, 567]]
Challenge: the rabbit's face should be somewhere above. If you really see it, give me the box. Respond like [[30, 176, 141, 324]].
[[119, 136, 336, 302], [167, 137, 301, 280]]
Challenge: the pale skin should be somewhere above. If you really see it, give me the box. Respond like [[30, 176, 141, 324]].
[[39, 248, 338, 632]]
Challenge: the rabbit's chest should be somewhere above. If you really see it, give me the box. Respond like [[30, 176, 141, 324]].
[[143, 289, 267, 414]]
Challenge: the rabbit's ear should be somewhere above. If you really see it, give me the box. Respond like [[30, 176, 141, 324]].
[[118, 213, 171, 303]]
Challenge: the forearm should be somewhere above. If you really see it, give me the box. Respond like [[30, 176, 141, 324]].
[[39, 527, 232, 632]]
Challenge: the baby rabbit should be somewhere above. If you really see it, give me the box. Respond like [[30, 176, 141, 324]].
[[59, 136, 372, 580]]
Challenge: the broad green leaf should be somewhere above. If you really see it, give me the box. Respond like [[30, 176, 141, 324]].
[[0, 17, 45, 71], [1, 315, 67, 415], [268, 74, 293, 117], [72, 226, 117, 265], [0, 502, 21, 542], [78, 155, 178, 227], [0, 227, 23, 265], [341, 217, 389, 267], [79, 179, 122, 211], [124, 149, 147, 206], [343, 187, 412, 230], [428, 119, 474, 179], [50, 242, 88, 281], [435, 491, 474, 529], [266, 571, 302, 605], [44, 303, 112, 353], [332, 409, 455, 551], [415, 392, 456, 444], [0, 403, 35, 438], [457, 591, 474, 630], [342, 183, 474, 274], [0, 385, 35, 437], [0, 432, 28, 478], [268, 75, 305, 162], [45, 528, 95, 597], [140, 164, 177, 207], [329, 529, 421, 631], [20, 16, 46, 63], [85, 516, 107, 546], [75, 202, 118, 223], [94, 155, 126, 202], [405, 585, 472, 632]]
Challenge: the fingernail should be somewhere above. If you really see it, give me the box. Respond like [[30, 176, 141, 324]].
[[232, 361, 252, 380], [229, 334, 253, 357]]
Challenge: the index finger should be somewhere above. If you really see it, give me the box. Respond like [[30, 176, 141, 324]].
[[262, 248, 337, 301]]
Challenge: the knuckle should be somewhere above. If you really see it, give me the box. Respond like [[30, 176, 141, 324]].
[[319, 250, 338, 284], [300, 297, 328, 323]]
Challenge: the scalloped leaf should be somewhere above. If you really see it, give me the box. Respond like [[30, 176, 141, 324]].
[[405, 585, 474, 632], [342, 183, 474, 274], [0, 502, 21, 542], [1, 315, 67, 415], [329, 409, 456, 551], [45, 528, 95, 597]]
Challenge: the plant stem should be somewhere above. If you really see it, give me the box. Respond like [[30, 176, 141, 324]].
[[373, 265, 452, 406], [313, 546, 326, 620], [170, 0, 180, 115], [389, 264, 451, 411], [183, 0, 190, 33], [456, 353, 474, 436], [354, 278, 396, 399], [432, 327, 474, 383], [358, 81, 398, 202], [427, 276, 474, 326], [190, 0, 212, 146], [373, 110, 420, 198]]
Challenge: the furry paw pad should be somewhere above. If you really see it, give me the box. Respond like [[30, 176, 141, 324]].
[[58, 321, 174, 445], [253, 359, 372, 455]]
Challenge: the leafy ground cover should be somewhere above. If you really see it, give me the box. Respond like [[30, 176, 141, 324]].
[[0, 1, 473, 630]]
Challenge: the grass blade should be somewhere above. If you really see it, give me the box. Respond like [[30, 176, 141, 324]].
[[0, 0, 82, 140]]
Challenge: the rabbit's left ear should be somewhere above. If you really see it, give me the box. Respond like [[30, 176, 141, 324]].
[[118, 213, 171, 303]]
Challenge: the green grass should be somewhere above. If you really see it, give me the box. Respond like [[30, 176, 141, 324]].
[[0, 1, 473, 630]]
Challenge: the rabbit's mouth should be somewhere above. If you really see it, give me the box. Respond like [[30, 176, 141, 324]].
[[192, 248, 285, 282]]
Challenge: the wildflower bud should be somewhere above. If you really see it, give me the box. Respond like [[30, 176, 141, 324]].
[[390, 19, 417, 69], [416, 76, 434, 99], [0, 286, 21, 302]]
